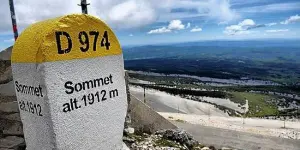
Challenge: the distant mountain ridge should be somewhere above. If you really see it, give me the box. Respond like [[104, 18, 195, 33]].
[[123, 40, 300, 63], [123, 40, 300, 85]]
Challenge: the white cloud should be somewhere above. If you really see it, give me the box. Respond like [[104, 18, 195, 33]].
[[147, 27, 171, 34], [129, 34, 134, 36], [266, 23, 277, 26], [239, 2, 300, 13], [107, 0, 157, 29], [280, 14, 300, 25], [224, 25, 242, 34], [265, 29, 289, 33], [0, 0, 162, 31], [190, 27, 202, 32], [186, 22, 191, 29], [224, 19, 266, 35], [238, 19, 255, 26], [158, 0, 238, 22], [168, 20, 185, 30], [207, 0, 239, 22], [0, 0, 238, 32], [148, 19, 186, 34]]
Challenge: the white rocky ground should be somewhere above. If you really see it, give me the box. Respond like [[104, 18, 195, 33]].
[[185, 95, 248, 113], [160, 113, 300, 140], [130, 86, 248, 115], [130, 86, 300, 140], [130, 86, 229, 117]]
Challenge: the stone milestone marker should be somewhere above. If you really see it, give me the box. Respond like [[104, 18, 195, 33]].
[[11, 14, 127, 150]]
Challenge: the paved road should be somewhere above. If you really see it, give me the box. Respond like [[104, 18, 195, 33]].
[[173, 121, 300, 150], [130, 89, 185, 113], [130, 89, 227, 116]]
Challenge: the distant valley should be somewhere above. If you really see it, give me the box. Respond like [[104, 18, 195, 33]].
[[124, 40, 300, 120]]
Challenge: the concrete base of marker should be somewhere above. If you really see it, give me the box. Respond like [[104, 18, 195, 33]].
[[12, 55, 127, 149]]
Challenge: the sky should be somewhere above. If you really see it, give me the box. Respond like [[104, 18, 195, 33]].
[[0, 0, 300, 50]]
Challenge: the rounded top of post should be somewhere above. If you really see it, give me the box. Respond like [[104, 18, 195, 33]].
[[11, 14, 122, 63]]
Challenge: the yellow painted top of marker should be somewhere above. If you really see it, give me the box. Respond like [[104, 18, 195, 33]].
[[11, 14, 122, 63]]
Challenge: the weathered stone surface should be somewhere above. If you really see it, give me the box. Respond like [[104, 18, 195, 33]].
[[124, 71, 132, 129], [0, 66, 12, 85], [0, 114, 21, 122], [221, 147, 233, 150], [0, 102, 19, 113], [123, 136, 136, 144], [0, 48, 15, 97], [124, 127, 135, 135], [0, 46, 12, 85], [0, 46, 12, 61], [0, 96, 16, 104], [155, 129, 198, 149], [0, 82, 16, 96], [0, 61, 11, 73], [123, 129, 208, 150], [3, 122, 23, 136], [128, 133, 184, 150], [0, 136, 24, 149]]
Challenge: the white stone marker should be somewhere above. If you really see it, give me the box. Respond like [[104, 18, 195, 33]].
[[11, 14, 127, 150]]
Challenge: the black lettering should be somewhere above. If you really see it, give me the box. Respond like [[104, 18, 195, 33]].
[[65, 81, 74, 94], [55, 31, 72, 54], [70, 98, 75, 110], [74, 98, 81, 109], [101, 31, 110, 50], [82, 95, 87, 106], [104, 77, 110, 85], [89, 31, 99, 51], [22, 85, 28, 93], [75, 83, 82, 92], [15, 81, 19, 92], [27, 86, 34, 95], [34, 88, 40, 97], [63, 75, 114, 94], [109, 74, 113, 84], [82, 80, 93, 90], [63, 103, 71, 112], [79, 31, 89, 52], [109, 89, 118, 98], [14, 81, 43, 97], [101, 90, 107, 101], [93, 78, 104, 87], [39, 85, 43, 97], [37, 104, 43, 116]]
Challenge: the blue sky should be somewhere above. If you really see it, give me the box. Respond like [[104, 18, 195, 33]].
[[1, 0, 300, 50]]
